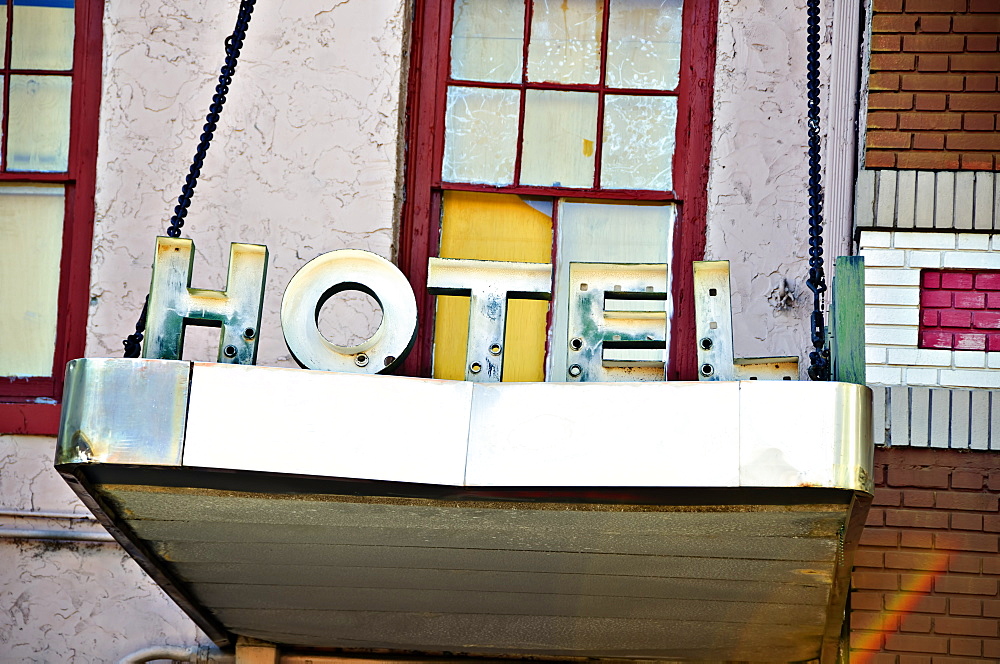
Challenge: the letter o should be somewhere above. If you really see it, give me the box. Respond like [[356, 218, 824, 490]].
[[280, 250, 417, 373]]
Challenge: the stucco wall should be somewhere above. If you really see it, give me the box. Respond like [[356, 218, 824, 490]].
[[0, 435, 211, 662], [86, 0, 409, 365], [707, 0, 836, 369]]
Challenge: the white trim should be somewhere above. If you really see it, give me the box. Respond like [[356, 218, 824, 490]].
[[861, 231, 1000, 389], [826, 0, 863, 262]]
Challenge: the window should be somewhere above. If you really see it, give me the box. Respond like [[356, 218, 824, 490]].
[[0, 0, 101, 434], [400, 0, 717, 380]]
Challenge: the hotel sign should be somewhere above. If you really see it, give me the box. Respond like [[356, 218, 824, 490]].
[[144, 237, 797, 382]]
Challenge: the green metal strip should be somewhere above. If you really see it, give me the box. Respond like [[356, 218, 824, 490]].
[[831, 256, 866, 386]]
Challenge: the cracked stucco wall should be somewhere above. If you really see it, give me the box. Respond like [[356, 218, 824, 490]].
[[708, 0, 835, 370], [0, 435, 210, 662]]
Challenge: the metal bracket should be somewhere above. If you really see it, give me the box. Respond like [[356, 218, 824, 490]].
[[693, 261, 798, 381]]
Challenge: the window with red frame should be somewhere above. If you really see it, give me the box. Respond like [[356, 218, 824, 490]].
[[399, 0, 717, 380], [0, 0, 101, 434]]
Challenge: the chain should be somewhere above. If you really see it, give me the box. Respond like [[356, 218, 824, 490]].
[[805, 0, 830, 381], [123, 0, 257, 358]]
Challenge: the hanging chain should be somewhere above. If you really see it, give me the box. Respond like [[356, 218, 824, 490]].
[[123, 0, 257, 358], [805, 0, 830, 381]]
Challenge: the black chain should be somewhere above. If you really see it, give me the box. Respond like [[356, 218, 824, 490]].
[[123, 0, 257, 358], [805, 0, 830, 381]]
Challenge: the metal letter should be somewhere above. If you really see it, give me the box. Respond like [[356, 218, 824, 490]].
[[144, 237, 268, 364], [427, 258, 552, 382], [693, 260, 798, 381], [566, 262, 669, 382], [281, 249, 417, 373]]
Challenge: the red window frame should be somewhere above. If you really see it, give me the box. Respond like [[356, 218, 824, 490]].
[[0, 0, 102, 435], [398, 0, 718, 380]]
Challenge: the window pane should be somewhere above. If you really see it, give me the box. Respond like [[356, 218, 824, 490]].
[[7, 75, 72, 172], [451, 0, 524, 84], [527, 0, 602, 85], [0, 184, 64, 378], [0, 5, 7, 65], [606, 0, 683, 90], [11, 0, 75, 70], [442, 85, 520, 185], [521, 89, 597, 188], [601, 94, 676, 190]]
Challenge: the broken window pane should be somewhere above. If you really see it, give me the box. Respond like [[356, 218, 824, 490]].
[[601, 94, 677, 190], [606, 0, 683, 90], [527, 0, 603, 85], [7, 75, 72, 172], [442, 85, 520, 185], [451, 0, 524, 84], [0, 184, 65, 378], [521, 89, 598, 189], [11, 0, 75, 71]]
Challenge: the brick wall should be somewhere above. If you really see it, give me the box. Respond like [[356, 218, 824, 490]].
[[851, 447, 1000, 662], [867, 0, 1000, 171]]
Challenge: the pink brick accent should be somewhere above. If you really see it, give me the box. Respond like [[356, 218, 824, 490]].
[[919, 269, 1000, 351], [977, 273, 1000, 289]]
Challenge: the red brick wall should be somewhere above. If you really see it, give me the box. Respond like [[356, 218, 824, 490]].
[[866, 0, 1000, 171], [920, 269, 1000, 351], [851, 447, 1000, 662]]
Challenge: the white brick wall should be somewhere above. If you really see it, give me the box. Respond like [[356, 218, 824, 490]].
[[860, 231, 1000, 389]]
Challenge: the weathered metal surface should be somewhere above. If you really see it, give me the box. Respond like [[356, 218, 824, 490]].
[[144, 237, 268, 365], [76, 477, 865, 662], [280, 249, 417, 374], [565, 263, 668, 382], [740, 381, 874, 492], [427, 257, 551, 382], [183, 363, 473, 486], [56, 358, 189, 466], [56, 358, 873, 662], [465, 380, 740, 486], [694, 260, 799, 380], [831, 255, 866, 386]]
